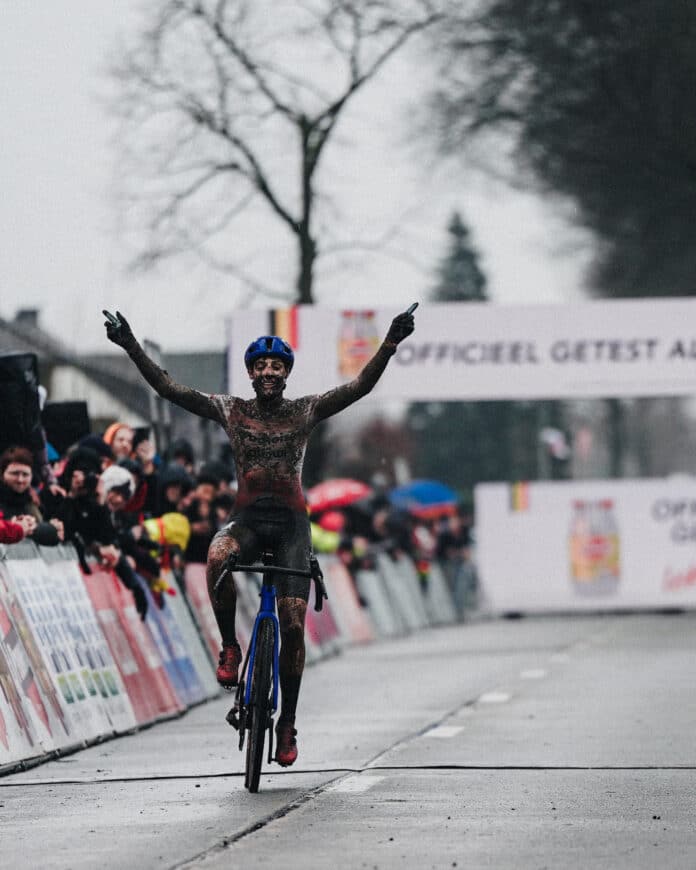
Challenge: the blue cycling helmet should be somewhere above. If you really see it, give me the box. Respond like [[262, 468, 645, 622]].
[[244, 335, 294, 372]]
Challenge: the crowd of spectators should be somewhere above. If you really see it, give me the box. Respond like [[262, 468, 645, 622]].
[[309, 494, 477, 617], [0, 419, 477, 621], [0, 423, 238, 621]]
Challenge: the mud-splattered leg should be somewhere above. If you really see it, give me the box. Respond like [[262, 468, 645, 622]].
[[206, 530, 241, 645], [276, 596, 308, 724]]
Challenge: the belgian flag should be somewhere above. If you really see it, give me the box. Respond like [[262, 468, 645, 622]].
[[510, 481, 530, 512], [269, 307, 299, 349]]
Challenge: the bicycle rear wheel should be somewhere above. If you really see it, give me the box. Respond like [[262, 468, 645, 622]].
[[245, 617, 274, 793]]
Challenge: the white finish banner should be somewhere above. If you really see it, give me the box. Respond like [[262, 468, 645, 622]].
[[226, 300, 696, 400], [475, 478, 696, 613]]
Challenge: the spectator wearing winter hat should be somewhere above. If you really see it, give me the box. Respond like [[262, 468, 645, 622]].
[[44, 446, 115, 551], [115, 459, 148, 522], [102, 464, 161, 593], [102, 422, 135, 463], [78, 435, 113, 471], [156, 463, 193, 516], [47, 455, 147, 618], [100, 464, 135, 511], [0, 447, 63, 546], [167, 438, 195, 476]]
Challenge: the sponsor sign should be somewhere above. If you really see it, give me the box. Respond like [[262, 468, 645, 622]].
[[476, 478, 696, 612], [0, 560, 74, 754], [160, 569, 219, 699], [182, 564, 222, 661], [7, 557, 109, 740], [227, 300, 696, 400], [48, 558, 137, 733]]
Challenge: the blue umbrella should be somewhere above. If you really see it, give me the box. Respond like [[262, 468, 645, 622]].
[[389, 479, 458, 518]]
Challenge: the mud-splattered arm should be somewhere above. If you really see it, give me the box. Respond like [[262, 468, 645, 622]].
[[103, 310, 222, 421], [311, 305, 417, 423]]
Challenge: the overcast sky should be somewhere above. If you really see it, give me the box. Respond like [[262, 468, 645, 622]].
[[1, 1, 595, 352]]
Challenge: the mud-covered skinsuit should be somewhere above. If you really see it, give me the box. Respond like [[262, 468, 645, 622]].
[[105, 309, 414, 737]]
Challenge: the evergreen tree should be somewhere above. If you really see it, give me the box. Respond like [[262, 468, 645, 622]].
[[432, 212, 487, 302], [406, 212, 566, 499]]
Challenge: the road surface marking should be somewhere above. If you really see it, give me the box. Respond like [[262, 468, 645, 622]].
[[478, 691, 511, 704], [520, 668, 547, 680], [424, 726, 464, 739], [328, 775, 384, 794], [550, 653, 570, 663]]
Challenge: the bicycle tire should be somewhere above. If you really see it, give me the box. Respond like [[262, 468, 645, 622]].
[[245, 617, 274, 793]]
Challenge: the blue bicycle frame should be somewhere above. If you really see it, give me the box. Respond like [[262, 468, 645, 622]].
[[243, 580, 281, 713], [222, 556, 327, 747]]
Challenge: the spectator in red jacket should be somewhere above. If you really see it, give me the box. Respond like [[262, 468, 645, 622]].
[[0, 446, 64, 545]]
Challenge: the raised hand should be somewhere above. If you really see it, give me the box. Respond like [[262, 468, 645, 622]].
[[385, 301, 418, 347], [103, 310, 136, 349]]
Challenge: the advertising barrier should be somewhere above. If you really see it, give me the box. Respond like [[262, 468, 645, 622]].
[[355, 569, 405, 639], [38, 547, 137, 734], [375, 553, 429, 632], [0, 557, 70, 764], [182, 563, 221, 662], [318, 556, 374, 645], [422, 561, 458, 626], [2, 532, 461, 774], [476, 477, 696, 613], [6, 546, 117, 743], [161, 569, 220, 699], [304, 595, 342, 659], [82, 568, 183, 724], [143, 580, 205, 708]]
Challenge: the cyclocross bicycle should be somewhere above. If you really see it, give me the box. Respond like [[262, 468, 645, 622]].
[[214, 552, 327, 793]]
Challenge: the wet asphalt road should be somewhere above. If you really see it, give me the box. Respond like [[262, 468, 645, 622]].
[[2, 612, 696, 869]]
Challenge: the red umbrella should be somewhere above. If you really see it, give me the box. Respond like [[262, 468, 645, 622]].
[[306, 478, 372, 513]]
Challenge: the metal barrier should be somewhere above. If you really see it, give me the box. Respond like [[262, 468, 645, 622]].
[[1, 541, 464, 775]]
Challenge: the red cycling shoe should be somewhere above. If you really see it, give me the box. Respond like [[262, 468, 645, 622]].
[[275, 721, 298, 767], [216, 642, 242, 688]]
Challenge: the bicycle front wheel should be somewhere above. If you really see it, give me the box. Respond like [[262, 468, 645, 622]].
[[245, 617, 274, 793]]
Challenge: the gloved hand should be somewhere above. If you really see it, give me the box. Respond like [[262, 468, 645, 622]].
[[385, 304, 417, 347], [132, 582, 149, 621], [103, 310, 136, 350]]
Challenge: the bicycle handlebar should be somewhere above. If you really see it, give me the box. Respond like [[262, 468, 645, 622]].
[[232, 563, 312, 578], [214, 554, 328, 611]]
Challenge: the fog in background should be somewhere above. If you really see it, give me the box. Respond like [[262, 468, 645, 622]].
[[1, 1, 594, 352]]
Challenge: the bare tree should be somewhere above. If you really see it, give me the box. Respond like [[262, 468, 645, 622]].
[[112, 0, 442, 304]]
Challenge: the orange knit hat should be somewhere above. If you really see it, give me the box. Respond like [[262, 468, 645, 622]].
[[103, 422, 133, 446]]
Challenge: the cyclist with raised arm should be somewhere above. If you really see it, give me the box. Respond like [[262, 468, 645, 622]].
[[103, 305, 416, 767]]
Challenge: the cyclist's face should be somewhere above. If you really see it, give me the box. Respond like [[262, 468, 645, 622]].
[[249, 356, 288, 399]]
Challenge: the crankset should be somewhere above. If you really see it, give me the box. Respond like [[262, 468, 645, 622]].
[[225, 680, 247, 747]]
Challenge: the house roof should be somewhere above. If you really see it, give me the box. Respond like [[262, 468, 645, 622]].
[[0, 313, 226, 420], [83, 351, 227, 396]]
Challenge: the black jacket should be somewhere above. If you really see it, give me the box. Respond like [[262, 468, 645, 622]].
[[49, 495, 116, 548], [0, 482, 59, 546]]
